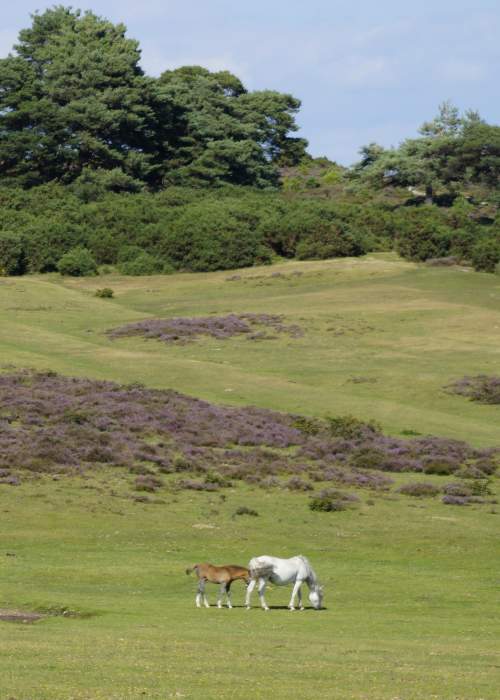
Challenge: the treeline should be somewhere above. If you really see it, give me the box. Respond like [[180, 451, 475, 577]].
[[0, 8, 499, 276]]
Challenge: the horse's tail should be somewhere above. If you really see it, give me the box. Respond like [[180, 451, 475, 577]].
[[185, 565, 198, 576]]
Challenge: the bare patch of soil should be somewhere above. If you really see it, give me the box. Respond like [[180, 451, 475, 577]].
[[0, 609, 43, 624]]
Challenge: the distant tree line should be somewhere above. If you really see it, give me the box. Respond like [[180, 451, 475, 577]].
[[0, 9, 499, 276]]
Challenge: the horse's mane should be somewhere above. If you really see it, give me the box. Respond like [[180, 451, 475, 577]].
[[298, 555, 319, 587]]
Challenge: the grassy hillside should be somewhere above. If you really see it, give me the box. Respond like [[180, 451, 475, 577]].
[[1, 253, 499, 699], [1, 253, 500, 444]]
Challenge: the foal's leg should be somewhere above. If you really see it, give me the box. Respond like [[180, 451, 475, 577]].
[[288, 580, 302, 610], [217, 583, 226, 609], [199, 579, 210, 608], [225, 580, 233, 609], [196, 578, 203, 608], [245, 578, 256, 609], [258, 578, 269, 611]]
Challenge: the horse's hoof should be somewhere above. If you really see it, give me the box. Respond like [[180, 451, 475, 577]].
[[299, 607, 305, 611], [288, 607, 295, 611]]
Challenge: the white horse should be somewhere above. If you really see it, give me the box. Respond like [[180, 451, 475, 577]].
[[245, 555, 323, 611]]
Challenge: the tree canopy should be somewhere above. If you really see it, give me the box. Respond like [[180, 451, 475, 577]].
[[352, 102, 500, 202], [0, 7, 307, 189]]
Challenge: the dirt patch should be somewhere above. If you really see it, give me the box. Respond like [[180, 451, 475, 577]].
[[0, 609, 43, 624]]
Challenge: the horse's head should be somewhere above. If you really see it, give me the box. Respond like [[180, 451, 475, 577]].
[[308, 585, 324, 610]]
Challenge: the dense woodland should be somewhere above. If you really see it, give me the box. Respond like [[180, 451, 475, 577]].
[[1, 7, 499, 277]]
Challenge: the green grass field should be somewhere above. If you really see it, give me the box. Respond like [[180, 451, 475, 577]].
[[1, 254, 499, 699]]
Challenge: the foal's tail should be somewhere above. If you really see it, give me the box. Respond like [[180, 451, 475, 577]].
[[185, 565, 199, 576]]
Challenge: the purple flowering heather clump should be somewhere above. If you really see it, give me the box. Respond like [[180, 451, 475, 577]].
[[446, 376, 500, 404], [107, 313, 303, 345], [397, 482, 440, 497], [442, 495, 470, 506], [0, 371, 497, 502]]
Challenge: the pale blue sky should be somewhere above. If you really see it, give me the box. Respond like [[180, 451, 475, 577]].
[[2, 1, 499, 164]]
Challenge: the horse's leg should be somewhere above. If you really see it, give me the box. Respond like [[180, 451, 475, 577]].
[[258, 578, 269, 611], [195, 578, 203, 608], [199, 579, 209, 608], [245, 578, 256, 609], [217, 583, 226, 609], [225, 580, 233, 609], [297, 585, 304, 611], [288, 580, 302, 610]]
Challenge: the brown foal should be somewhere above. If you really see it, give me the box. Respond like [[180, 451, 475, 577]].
[[186, 563, 250, 608]]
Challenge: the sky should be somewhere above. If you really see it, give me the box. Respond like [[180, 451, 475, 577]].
[[1, 1, 499, 165]]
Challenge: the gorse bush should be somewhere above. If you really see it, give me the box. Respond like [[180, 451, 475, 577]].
[[94, 288, 114, 298], [57, 247, 98, 276], [0, 232, 26, 275], [118, 252, 163, 276]]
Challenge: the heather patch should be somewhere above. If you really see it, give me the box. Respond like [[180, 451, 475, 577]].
[[446, 376, 500, 404], [107, 313, 303, 345], [0, 371, 497, 501], [397, 482, 440, 497]]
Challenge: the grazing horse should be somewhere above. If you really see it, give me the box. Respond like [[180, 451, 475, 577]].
[[186, 563, 250, 609], [245, 555, 323, 611]]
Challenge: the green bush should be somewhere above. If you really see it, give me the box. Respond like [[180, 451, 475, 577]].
[[394, 206, 454, 261], [296, 223, 366, 260], [94, 288, 114, 298], [0, 232, 26, 275], [160, 200, 272, 271], [118, 252, 163, 276], [470, 238, 500, 272], [57, 247, 98, 276]]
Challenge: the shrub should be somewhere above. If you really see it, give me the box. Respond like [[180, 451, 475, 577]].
[[285, 477, 313, 491], [397, 482, 440, 497], [326, 415, 381, 440], [159, 200, 272, 271], [95, 288, 114, 298], [204, 472, 232, 488], [470, 238, 500, 272], [0, 231, 26, 275], [309, 496, 346, 512], [134, 475, 164, 492], [394, 206, 454, 261], [447, 376, 500, 405], [442, 495, 470, 506], [57, 247, 97, 276], [118, 252, 163, 276], [309, 488, 359, 512], [296, 223, 366, 260], [423, 458, 460, 475], [234, 506, 259, 517], [443, 482, 472, 498]]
